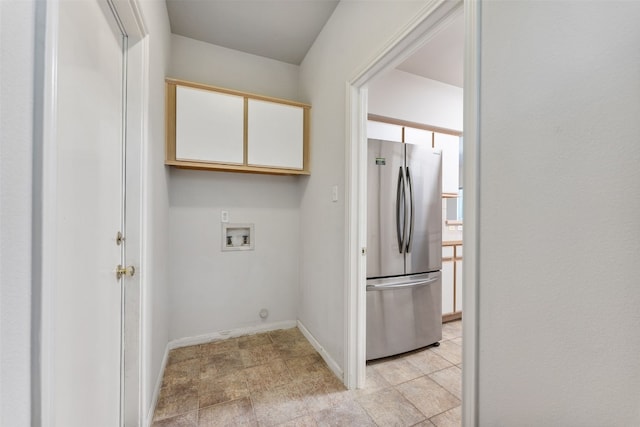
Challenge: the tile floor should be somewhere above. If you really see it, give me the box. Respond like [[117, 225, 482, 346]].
[[152, 320, 462, 426]]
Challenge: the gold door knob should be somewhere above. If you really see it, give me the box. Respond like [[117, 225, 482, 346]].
[[116, 264, 135, 280]]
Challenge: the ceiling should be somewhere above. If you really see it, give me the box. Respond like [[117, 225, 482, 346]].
[[165, 0, 463, 88]]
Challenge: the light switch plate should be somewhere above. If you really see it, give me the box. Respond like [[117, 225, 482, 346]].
[[221, 210, 229, 223]]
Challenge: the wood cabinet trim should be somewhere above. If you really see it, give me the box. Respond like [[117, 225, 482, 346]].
[[165, 159, 310, 175], [243, 97, 249, 166], [368, 113, 462, 137], [165, 83, 177, 163], [166, 78, 311, 109]]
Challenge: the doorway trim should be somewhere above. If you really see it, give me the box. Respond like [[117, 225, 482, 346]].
[[35, 0, 148, 425], [344, 0, 479, 424]]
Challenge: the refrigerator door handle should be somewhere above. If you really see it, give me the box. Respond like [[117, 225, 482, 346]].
[[366, 277, 438, 291], [396, 166, 405, 254], [405, 166, 414, 253]]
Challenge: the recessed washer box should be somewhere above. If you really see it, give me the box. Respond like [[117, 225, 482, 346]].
[[222, 223, 254, 251]]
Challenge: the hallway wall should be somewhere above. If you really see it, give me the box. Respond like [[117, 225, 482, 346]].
[[0, 1, 35, 425], [137, 0, 172, 422], [298, 0, 431, 375], [476, 1, 640, 424]]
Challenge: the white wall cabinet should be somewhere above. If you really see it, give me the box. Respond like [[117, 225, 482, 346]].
[[404, 127, 432, 145], [175, 85, 245, 164], [433, 132, 460, 196], [166, 78, 310, 175], [366, 120, 403, 142], [247, 99, 304, 169]]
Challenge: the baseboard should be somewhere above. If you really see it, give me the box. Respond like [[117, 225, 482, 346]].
[[443, 312, 462, 323], [297, 320, 344, 382], [145, 344, 170, 427], [168, 320, 298, 351]]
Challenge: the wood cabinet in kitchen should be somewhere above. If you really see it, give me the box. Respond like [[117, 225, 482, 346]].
[[442, 241, 463, 322], [366, 120, 403, 142], [433, 132, 460, 197], [165, 78, 310, 175], [404, 127, 432, 145]]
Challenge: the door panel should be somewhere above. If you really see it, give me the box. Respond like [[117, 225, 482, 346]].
[[405, 143, 442, 274], [367, 139, 405, 278], [441, 260, 455, 314], [55, 1, 124, 425]]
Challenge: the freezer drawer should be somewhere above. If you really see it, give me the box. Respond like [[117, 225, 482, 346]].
[[366, 272, 442, 360]]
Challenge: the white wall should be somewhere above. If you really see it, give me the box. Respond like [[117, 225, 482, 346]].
[[167, 35, 301, 341], [170, 34, 300, 100], [298, 0, 429, 374], [368, 68, 463, 131], [0, 1, 34, 425], [168, 171, 300, 339], [476, 1, 640, 424], [137, 0, 172, 422]]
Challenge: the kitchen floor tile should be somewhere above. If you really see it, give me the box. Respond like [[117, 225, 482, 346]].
[[239, 342, 281, 368], [153, 385, 199, 422], [203, 349, 245, 375], [430, 340, 462, 365], [162, 358, 200, 390], [197, 397, 257, 427], [151, 410, 197, 427], [199, 337, 240, 356], [198, 370, 249, 409], [276, 415, 319, 427], [396, 376, 460, 419], [430, 405, 462, 427], [404, 348, 454, 375], [312, 399, 376, 426], [357, 387, 425, 426], [167, 345, 201, 365], [428, 366, 462, 399], [242, 358, 292, 392], [370, 356, 424, 385], [441, 321, 462, 341], [252, 383, 308, 426]]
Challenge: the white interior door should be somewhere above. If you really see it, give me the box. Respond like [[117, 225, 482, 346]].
[[54, 1, 127, 425]]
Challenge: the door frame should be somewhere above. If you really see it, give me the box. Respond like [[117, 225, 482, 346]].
[[344, 0, 479, 424], [36, 0, 148, 425]]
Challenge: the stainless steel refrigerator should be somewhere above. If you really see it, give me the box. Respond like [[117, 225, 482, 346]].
[[366, 138, 442, 360]]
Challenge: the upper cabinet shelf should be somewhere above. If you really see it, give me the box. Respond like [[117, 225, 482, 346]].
[[165, 78, 311, 175]]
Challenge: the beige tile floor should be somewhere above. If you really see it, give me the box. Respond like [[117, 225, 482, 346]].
[[152, 320, 462, 426]]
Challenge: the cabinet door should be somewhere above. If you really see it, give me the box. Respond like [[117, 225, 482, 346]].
[[441, 259, 455, 314], [367, 121, 403, 142], [404, 127, 432, 146], [433, 132, 460, 195], [247, 99, 304, 169], [176, 85, 244, 164]]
